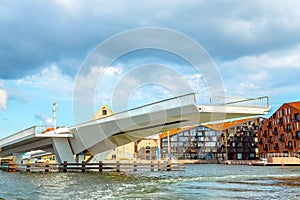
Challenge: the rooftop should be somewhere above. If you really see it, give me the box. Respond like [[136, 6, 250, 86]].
[[286, 101, 300, 111], [203, 118, 256, 131]]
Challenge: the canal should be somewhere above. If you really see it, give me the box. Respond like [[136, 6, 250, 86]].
[[0, 164, 299, 199]]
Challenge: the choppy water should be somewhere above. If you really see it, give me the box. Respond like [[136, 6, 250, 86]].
[[0, 164, 299, 199]]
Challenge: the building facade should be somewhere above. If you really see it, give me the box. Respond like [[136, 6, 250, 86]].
[[136, 139, 158, 160], [160, 118, 262, 161], [210, 118, 262, 161], [258, 101, 300, 158], [160, 126, 220, 160]]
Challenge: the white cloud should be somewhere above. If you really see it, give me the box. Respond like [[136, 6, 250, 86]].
[[222, 45, 300, 70], [104, 66, 123, 76], [34, 113, 54, 127], [15, 65, 74, 100], [0, 88, 8, 110], [53, 0, 81, 15], [218, 44, 300, 101]]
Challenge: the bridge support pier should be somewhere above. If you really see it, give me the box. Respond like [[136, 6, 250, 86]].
[[52, 138, 75, 163], [13, 153, 22, 165]]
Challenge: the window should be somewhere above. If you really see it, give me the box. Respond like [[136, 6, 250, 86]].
[[183, 131, 189, 136], [296, 131, 300, 138], [198, 126, 206, 131], [190, 129, 196, 136], [205, 142, 216, 147], [294, 113, 299, 121], [179, 137, 189, 142], [237, 153, 242, 160], [172, 135, 178, 141], [102, 109, 107, 115]]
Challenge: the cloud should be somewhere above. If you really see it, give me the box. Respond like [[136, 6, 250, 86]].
[[34, 113, 54, 127], [15, 65, 74, 100], [0, 88, 8, 110], [1, 1, 300, 79], [218, 44, 300, 103]]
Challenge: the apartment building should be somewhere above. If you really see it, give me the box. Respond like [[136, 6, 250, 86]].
[[206, 118, 262, 160], [258, 101, 300, 158], [159, 125, 220, 160]]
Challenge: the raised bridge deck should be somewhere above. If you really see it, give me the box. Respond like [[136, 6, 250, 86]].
[[0, 94, 270, 163]]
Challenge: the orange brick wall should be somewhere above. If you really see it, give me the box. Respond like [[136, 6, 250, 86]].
[[258, 103, 300, 158]]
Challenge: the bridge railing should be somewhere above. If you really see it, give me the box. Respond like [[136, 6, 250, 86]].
[[220, 96, 270, 108], [0, 126, 48, 148], [74, 93, 196, 127], [116, 92, 196, 118]]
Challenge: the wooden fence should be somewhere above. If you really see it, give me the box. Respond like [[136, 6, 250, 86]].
[[1, 161, 185, 173]]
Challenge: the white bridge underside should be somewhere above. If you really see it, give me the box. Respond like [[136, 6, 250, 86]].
[[69, 104, 269, 156]]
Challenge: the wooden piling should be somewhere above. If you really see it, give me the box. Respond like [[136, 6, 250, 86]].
[[26, 164, 30, 172], [99, 161, 103, 172], [82, 161, 86, 172], [157, 161, 161, 171], [116, 161, 120, 172], [150, 161, 154, 172], [133, 161, 137, 172], [63, 161, 67, 172]]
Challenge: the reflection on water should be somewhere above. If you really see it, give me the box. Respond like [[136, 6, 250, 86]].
[[0, 164, 299, 199]]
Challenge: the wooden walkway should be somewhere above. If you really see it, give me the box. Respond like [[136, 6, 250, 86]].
[[1, 161, 185, 173]]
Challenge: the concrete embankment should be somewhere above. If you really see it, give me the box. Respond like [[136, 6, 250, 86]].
[[177, 160, 218, 164]]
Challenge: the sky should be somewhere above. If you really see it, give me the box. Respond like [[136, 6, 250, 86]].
[[0, 0, 300, 138]]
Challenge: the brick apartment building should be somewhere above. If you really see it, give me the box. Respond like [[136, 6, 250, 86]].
[[258, 101, 300, 158]]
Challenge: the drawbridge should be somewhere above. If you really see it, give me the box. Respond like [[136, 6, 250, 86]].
[[0, 93, 270, 163]]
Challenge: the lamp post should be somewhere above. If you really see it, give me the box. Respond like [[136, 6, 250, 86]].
[[53, 102, 57, 134], [167, 130, 171, 160]]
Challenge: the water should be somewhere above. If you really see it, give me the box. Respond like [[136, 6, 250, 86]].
[[0, 164, 299, 199]]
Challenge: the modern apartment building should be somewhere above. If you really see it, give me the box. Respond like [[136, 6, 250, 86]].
[[159, 125, 221, 160], [159, 117, 262, 161], [258, 101, 300, 158], [206, 118, 262, 161]]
